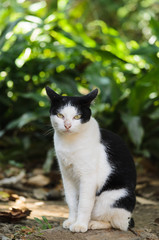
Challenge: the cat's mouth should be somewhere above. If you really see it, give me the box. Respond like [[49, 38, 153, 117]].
[[63, 128, 72, 133]]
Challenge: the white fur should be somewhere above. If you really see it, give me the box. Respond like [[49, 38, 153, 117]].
[[51, 104, 131, 232], [51, 105, 82, 134]]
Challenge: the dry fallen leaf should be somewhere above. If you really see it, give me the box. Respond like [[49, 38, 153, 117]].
[[137, 176, 151, 184], [26, 174, 50, 187], [154, 218, 159, 224], [150, 180, 159, 187], [47, 184, 63, 200], [21, 226, 35, 234], [136, 183, 147, 191], [0, 191, 10, 201], [0, 171, 25, 186], [0, 190, 20, 202], [136, 196, 158, 205], [0, 208, 31, 222], [9, 193, 19, 201], [33, 188, 48, 200]]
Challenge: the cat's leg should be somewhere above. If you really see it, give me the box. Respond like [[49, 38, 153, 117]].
[[90, 209, 131, 231], [91, 188, 132, 231], [69, 175, 96, 233], [110, 208, 131, 231], [88, 220, 111, 230], [61, 171, 78, 229]]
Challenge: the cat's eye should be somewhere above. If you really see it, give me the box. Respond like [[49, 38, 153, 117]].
[[74, 114, 82, 120], [57, 113, 64, 119]]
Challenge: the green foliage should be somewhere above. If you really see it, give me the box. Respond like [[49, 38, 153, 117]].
[[34, 216, 52, 230], [0, 0, 159, 166]]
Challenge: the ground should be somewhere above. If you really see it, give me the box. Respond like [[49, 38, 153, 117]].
[[0, 166, 159, 240], [0, 198, 159, 240]]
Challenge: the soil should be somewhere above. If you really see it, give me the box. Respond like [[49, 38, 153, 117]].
[[0, 171, 159, 240], [0, 198, 159, 240]]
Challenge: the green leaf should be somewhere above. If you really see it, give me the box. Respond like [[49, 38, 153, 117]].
[[42, 216, 52, 229], [34, 217, 43, 225], [0, 17, 23, 50], [19, 92, 47, 102], [128, 68, 159, 115], [121, 114, 144, 147], [42, 216, 48, 223], [144, 138, 159, 158], [6, 112, 38, 130], [18, 113, 37, 128], [87, 47, 127, 62], [149, 108, 159, 120], [150, 18, 159, 39], [43, 149, 55, 173], [0, 130, 5, 138]]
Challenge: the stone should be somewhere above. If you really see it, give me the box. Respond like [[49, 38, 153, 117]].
[[27, 226, 158, 240]]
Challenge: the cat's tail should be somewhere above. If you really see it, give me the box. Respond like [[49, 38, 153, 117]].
[[128, 218, 139, 236], [128, 217, 135, 228]]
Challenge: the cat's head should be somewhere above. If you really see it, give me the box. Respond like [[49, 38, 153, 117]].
[[46, 86, 98, 134]]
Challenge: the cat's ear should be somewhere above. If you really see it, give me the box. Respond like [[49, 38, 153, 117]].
[[80, 88, 98, 105], [45, 86, 61, 101]]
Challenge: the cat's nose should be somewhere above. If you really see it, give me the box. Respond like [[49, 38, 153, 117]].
[[64, 122, 71, 129]]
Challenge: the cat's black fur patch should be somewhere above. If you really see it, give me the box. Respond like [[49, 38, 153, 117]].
[[96, 129, 136, 213], [46, 86, 98, 123], [128, 218, 135, 228]]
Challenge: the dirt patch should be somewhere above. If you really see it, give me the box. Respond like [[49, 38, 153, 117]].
[[0, 199, 159, 240], [1, 171, 159, 239], [27, 226, 140, 240]]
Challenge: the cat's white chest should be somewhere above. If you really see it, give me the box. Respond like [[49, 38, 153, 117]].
[[54, 134, 78, 168], [53, 118, 112, 192], [55, 142, 81, 182], [57, 149, 74, 168]]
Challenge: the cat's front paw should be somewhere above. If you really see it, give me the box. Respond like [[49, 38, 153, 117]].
[[70, 222, 88, 233], [63, 219, 75, 229]]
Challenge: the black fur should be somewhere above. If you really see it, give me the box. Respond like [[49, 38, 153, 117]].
[[46, 86, 136, 215], [97, 129, 136, 213], [128, 218, 135, 228], [46, 86, 98, 123]]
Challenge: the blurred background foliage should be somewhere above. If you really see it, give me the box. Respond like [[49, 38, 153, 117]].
[[0, 0, 159, 170]]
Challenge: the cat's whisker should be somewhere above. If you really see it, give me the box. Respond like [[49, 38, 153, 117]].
[[43, 128, 54, 136]]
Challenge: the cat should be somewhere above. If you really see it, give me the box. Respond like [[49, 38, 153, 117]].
[[46, 86, 136, 233]]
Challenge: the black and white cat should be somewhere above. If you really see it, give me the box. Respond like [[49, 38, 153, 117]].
[[46, 86, 136, 233]]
